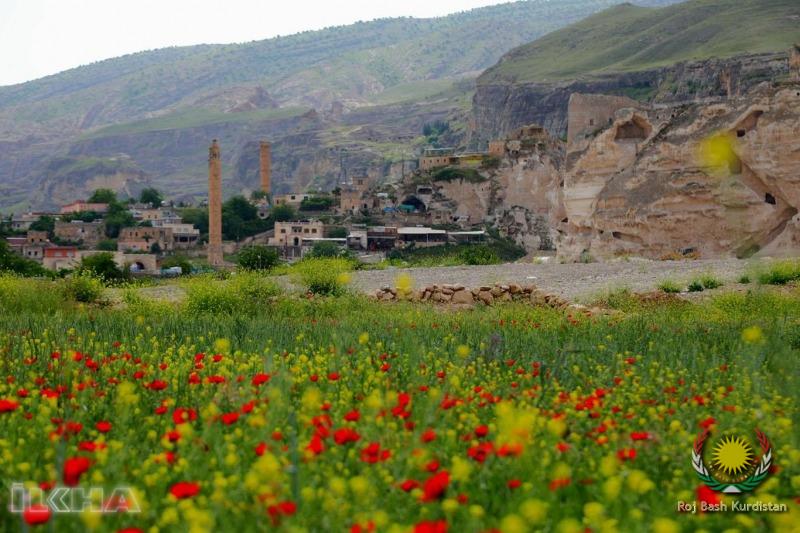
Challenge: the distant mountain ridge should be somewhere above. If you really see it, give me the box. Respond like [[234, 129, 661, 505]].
[[0, 0, 683, 210]]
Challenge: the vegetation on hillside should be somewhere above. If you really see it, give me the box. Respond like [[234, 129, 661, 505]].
[[480, 0, 800, 84]]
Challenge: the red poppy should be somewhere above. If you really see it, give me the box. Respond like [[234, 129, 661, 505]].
[[344, 410, 360, 422], [548, 477, 571, 491], [507, 479, 521, 489], [414, 520, 448, 533], [630, 432, 652, 441], [117, 529, 144, 533], [360, 442, 391, 463], [699, 417, 716, 429], [23, 504, 51, 526], [334, 428, 361, 445], [0, 399, 19, 413], [255, 442, 267, 456], [474, 425, 489, 438], [252, 373, 271, 386], [420, 470, 449, 502], [96, 421, 112, 433], [467, 442, 494, 463], [172, 407, 197, 425], [556, 442, 570, 453], [170, 481, 200, 499], [421, 429, 436, 443], [307, 434, 325, 455], [221, 412, 239, 425], [146, 380, 167, 391], [697, 484, 720, 510], [617, 448, 637, 461], [399, 479, 419, 492], [63, 456, 91, 486], [328, 372, 340, 381]]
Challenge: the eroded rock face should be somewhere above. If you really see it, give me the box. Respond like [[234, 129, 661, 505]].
[[559, 86, 800, 260]]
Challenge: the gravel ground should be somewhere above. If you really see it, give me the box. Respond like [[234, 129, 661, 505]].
[[349, 258, 759, 302]]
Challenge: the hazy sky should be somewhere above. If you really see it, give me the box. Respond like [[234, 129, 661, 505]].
[[0, 0, 510, 87]]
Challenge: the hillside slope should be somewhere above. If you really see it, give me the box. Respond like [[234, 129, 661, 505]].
[[479, 0, 800, 85], [472, 0, 799, 142], [0, 0, 684, 210]]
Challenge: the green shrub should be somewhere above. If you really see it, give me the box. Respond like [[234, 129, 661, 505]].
[[64, 273, 105, 303], [757, 260, 800, 285], [700, 275, 723, 290], [184, 272, 281, 315], [238, 245, 280, 271], [292, 258, 352, 295], [737, 274, 751, 284], [460, 246, 500, 265], [77, 252, 129, 283], [687, 280, 704, 292], [308, 241, 351, 259], [658, 280, 682, 293], [161, 255, 193, 275]]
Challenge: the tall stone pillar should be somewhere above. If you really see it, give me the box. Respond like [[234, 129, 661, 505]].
[[259, 141, 271, 196], [207, 139, 223, 267]]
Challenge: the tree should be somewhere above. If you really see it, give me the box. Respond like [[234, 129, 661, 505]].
[[150, 242, 162, 254], [300, 196, 334, 212], [327, 226, 348, 238], [29, 215, 56, 237], [103, 202, 136, 238], [179, 207, 209, 235], [0, 240, 48, 277], [271, 204, 296, 222], [237, 245, 280, 271], [88, 188, 118, 204], [139, 187, 163, 207], [160, 255, 193, 275], [97, 239, 118, 251], [309, 241, 347, 258], [76, 252, 128, 282]]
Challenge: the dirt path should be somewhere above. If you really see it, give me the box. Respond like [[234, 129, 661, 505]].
[[349, 258, 757, 301]]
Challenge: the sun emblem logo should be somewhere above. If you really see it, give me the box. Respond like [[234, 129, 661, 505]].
[[692, 428, 772, 494]]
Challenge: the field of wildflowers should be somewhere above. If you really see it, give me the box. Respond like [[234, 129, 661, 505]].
[[0, 273, 798, 532]]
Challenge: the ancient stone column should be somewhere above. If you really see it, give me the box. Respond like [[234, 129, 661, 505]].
[[207, 139, 223, 267], [259, 140, 271, 196]]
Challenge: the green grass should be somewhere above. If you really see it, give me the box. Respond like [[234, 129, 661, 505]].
[[756, 259, 800, 285], [0, 274, 798, 531], [480, 0, 800, 85], [657, 280, 682, 293], [386, 242, 525, 268]]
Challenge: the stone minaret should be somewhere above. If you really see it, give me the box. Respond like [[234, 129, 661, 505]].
[[207, 139, 223, 267], [259, 141, 271, 197]]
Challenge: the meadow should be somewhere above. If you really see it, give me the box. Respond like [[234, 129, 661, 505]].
[[0, 269, 798, 532]]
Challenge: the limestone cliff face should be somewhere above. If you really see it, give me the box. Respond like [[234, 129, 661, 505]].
[[559, 85, 800, 260], [471, 52, 790, 146]]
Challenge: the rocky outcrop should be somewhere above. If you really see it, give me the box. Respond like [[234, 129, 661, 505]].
[[471, 52, 790, 146], [558, 84, 800, 260]]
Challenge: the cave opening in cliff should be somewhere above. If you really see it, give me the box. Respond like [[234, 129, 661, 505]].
[[765, 192, 776, 205], [614, 116, 651, 142]]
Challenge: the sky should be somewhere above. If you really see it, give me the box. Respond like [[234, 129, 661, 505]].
[[0, 0, 511, 87]]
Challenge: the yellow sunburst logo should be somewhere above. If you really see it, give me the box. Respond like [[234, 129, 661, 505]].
[[712, 435, 754, 478]]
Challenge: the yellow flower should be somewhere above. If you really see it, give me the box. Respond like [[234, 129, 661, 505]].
[[213, 337, 231, 353], [395, 273, 414, 296], [557, 518, 583, 533], [500, 514, 528, 533], [741, 325, 764, 344], [652, 518, 681, 533], [583, 502, 605, 523], [358, 332, 370, 345], [626, 470, 654, 494], [519, 499, 548, 524]]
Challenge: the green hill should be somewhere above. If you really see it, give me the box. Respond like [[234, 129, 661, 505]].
[[480, 0, 800, 84]]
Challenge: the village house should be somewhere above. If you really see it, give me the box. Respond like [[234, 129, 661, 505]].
[[60, 201, 109, 214], [117, 227, 174, 253], [11, 212, 49, 231], [131, 207, 181, 224], [54, 220, 105, 247], [268, 220, 324, 247], [155, 222, 200, 249], [397, 226, 447, 247], [42, 246, 80, 271], [22, 230, 50, 262], [273, 193, 312, 208]]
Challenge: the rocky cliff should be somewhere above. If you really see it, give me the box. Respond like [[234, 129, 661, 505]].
[[472, 52, 790, 146]]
